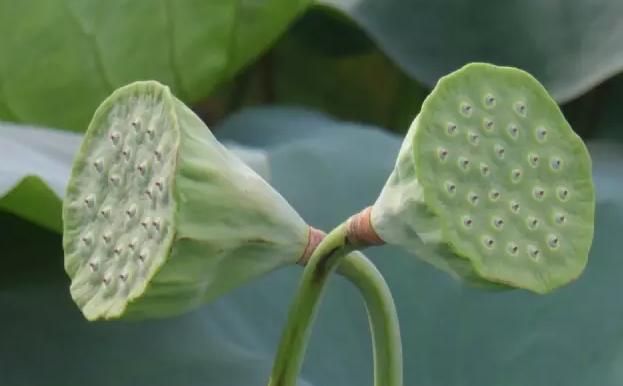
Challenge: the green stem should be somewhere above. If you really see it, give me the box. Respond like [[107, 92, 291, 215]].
[[268, 223, 403, 386]]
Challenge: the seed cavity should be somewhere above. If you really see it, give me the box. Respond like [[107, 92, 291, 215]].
[[557, 187, 570, 201], [484, 94, 496, 108], [102, 231, 112, 243], [462, 216, 473, 228], [146, 126, 155, 138], [445, 181, 456, 195], [458, 156, 471, 170], [109, 174, 120, 185], [511, 168, 522, 182], [536, 127, 548, 142], [138, 248, 149, 262], [152, 217, 162, 231], [128, 237, 138, 250], [460, 102, 473, 117], [492, 217, 504, 229], [113, 244, 124, 255], [468, 131, 480, 145], [110, 131, 121, 145], [489, 189, 501, 201], [533, 187, 545, 200], [547, 234, 560, 249], [528, 153, 540, 167], [145, 188, 153, 199], [81, 233, 92, 246], [527, 216, 540, 230], [507, 242, 519, 256], [468, 192, 479, 205], [494, 144, 505, 159], [102, 275, 111, 286], [514, 101, 527, 117], [122, 146, 131, 160], [126, 204, 137, 218], [154, 148, 163, 161], [155, 178, 164, 191], [137, 162, 147, 175], [527, 245, 540, 260], [480, 163, 490, 176], [550, 157, 563, 171], [131, 119, 141, 130], [437, 147, 449, 161], [93, 159, 104, 173], [119, 272, 129, 282], [88, 260, 98, 272], [483, 118, 494, 131], [554, 212, 567, 224], [507, 124, 519, 139], [510, 200, 520, 213], [100, 206, 111, 218], [483, 236, 495, 249], [447, 122, 458, 136], [84, 194, 95, 208]]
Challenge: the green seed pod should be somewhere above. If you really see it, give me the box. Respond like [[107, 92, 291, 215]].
[[371, 63, 595, 293], [63, 81, 309, 320]]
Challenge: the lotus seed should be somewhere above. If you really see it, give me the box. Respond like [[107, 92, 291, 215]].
[[458, 157, 471, 170], [480, 163, 490, 176], [438, 147, 449, 161], [489, 189, 501, 201], [138, 248, 148, 262], [527, 245, 540, 260], [93, 159, 104, 173], [527, 216, 540, 230], [462, 216, 473, 227], [484, 94, 496, 107], [468, 131, 480, 145], [128, 237, 138, 250], [557, 187, 570, 201], [102, 231, 112, 243], [468, 192, 479, 205], [88, 261, 98, 272], [152, 217, 161, 231], [100, 206, 111, 218], [550, 157, 562, 171], [102, 275, 111, 285], [447, 122, 458, 136], [81, 233, 92, 245], [122, 146, 131, 160], [84, 194, 95, 208], [126, 204, 137, 218], [155, 178, 164, 191], [533, 187, 545, 200], [483, 236, 495, 248], [119, 272, 129, 282], [146, 127, 155, 138], [141, 217, 151, 229], [507, 242, 519, 255], [483, 118, 494, 131], [110, 131, 121, 145], [528, 153, 540, 167], [109, 174, 120, 185], [145, 188, 153, 199], [515, 101, 527, 117], [494, 144, 505, 159], [137, 162, 147, 175], [460, 102, 473, 117], [536, 127, 548, 142], [154, 148, 163, 161], [547, 234, 560, 249], [445, 181, 456, 194], [492, 217, 504, 229], [113, 245, 123, 255], [507, 124, 519, 139], [554, 212, 566, 224], [131, 119, 140, 129], [510, 201, 520, 213], [511, 168, 522, 182]]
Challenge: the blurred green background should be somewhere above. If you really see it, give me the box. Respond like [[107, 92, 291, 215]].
[[2, 1, 623, 385]]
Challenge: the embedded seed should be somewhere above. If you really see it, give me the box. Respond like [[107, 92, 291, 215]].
[[484, 94, 496, 107], [81, 233, 92, 246], [468, 131, 480, 145], [145, 188, 153, 199], [100, 206, 111, 218], [468, 192, 479, 205], [155, 178, 164, 191], [458, 156, 470, 170], [507, 242, 519, 255], [557, 187, 569, 201], [131, 119, 141, 130], [507, 124, 519, 139], [445, 181, 456, 195], [93, 159, 104, 173], [536, 127, 547, 142], [119, 272, 129, 282], [128, 237, 138, 250], [122, 146, 131, 160], [554, 212, 567, 224], [515, 101, 527, 116], [88, 260, 98, 272], [141, 217, 152, 229], [492, 217, 504, 229], [461, 102, 473, 117], [109, 174, 120, 185], [154, 148, 163, 161], [138, 248, 149, 262], [528, 153, 540, 167], [102, 231, 112, 243], [547, 234, 560, 249], [84, 194, 95, 208], [102, 275, 111, 285], [447, 122, 458, 136], [510, 200, 520, 213], [126, 204, 137, 218], [152, 217, 161, 231], [550, 157, 562, 171], [110, 131, 120, 145], [489, 189, 501, 201], [483, 118, 494, 131], [511, 168, 522, 182], [494, 144, 505, 159], [113, 245, 123, 255], [528, 245, 540, 260], [527, 216, 540, 230], [480, 163, 490, 176], [483, 236, 495, 249], [533, 187, 545, 200], [462, 216, 473, 228], [137, 162, 147, 175], [146, 127, 155, 138], [438, 147, 449, 161]]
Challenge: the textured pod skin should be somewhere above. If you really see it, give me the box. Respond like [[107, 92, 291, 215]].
[[372, 63, 595, 293], [63, 81, 308, 320]]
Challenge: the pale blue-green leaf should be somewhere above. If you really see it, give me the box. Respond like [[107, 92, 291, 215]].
[[319, 0, 623, 103]]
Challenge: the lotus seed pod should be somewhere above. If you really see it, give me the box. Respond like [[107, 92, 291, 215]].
[[371, 63, 595, 293], [63, 81, 310, 320]]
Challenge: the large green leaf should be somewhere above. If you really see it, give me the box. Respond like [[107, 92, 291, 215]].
[[0, 0, 309, 132], [2, 107, 623, 386], [319, 0, 623, 103]]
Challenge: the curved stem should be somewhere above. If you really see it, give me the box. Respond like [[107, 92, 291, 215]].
[[268, 223, 402, 386]]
